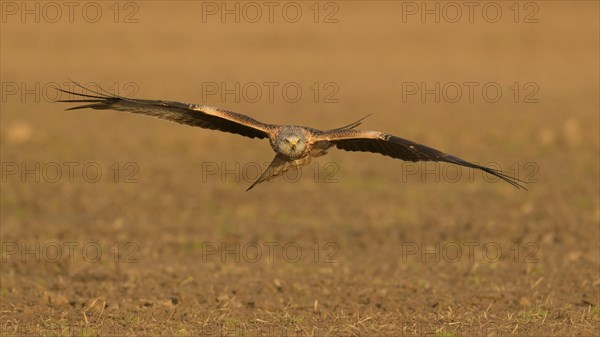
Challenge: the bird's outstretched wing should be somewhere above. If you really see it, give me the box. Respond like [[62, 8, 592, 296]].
[[313, 129, 527, 189], [56, 85, 276, 139]]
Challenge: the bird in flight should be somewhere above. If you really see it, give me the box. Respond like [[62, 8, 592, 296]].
[[57, 84, 526, 191]]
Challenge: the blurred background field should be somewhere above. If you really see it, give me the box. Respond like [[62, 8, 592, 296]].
[[1, 1, 598, 336]]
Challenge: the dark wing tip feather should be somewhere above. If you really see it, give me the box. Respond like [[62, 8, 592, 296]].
[[54, 86, 120, 111], [442, 155, 528, 190], [55, 87, 109, 100], [64, 104, 111, 111]]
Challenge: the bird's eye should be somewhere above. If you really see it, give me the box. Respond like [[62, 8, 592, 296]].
[[284, 139, 290, 143]]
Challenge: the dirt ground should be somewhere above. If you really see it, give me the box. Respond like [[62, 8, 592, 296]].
[[1, 1, 598, 336]]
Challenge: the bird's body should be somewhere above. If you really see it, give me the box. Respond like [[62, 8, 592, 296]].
[[57, 84, 526, 191]]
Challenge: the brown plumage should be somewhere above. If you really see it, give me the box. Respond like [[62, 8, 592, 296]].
[[57, 84, 526, 191]]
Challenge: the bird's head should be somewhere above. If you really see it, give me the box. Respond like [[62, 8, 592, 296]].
[[276, 128, 308, 159]]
